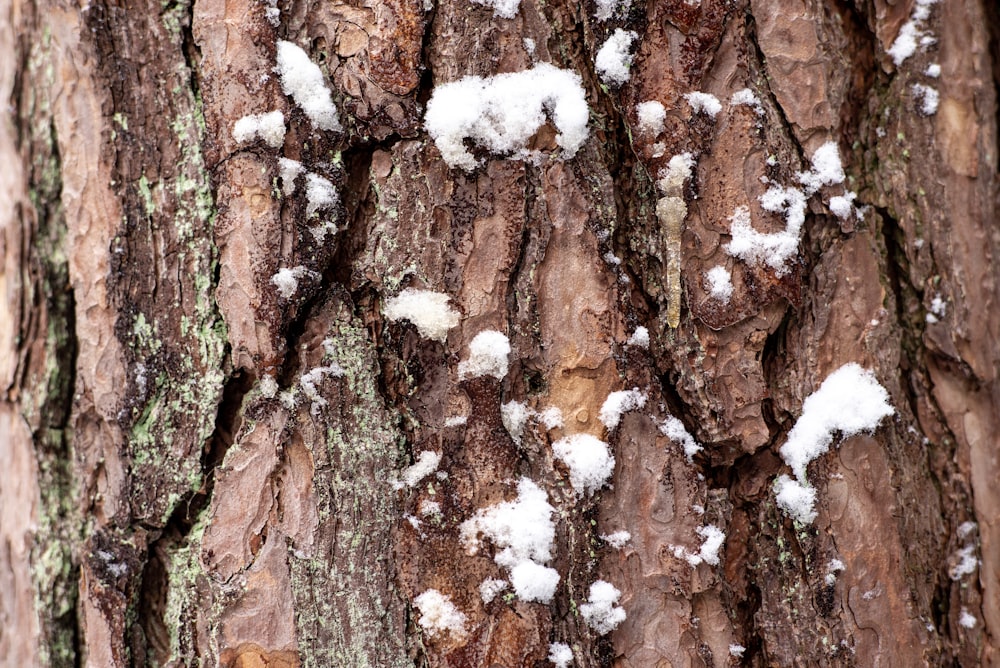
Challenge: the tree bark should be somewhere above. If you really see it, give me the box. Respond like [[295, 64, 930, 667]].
[[1, 0, 998, 666]]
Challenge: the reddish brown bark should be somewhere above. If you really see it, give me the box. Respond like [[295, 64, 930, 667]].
[[1, 0, 998, 666]]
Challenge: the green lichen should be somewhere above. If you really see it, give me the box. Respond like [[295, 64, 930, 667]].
[[288, 310, 411, 668], [124, 39, 227, 527], [160, 513, 211, 664], [138, 174, 155, 215]]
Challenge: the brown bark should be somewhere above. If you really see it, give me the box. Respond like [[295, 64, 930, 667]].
[[1, 0, 999, 666]]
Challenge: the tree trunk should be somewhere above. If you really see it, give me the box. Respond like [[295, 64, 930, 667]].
[[1, 0, 998, 666]]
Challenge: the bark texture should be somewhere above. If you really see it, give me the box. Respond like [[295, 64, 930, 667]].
[[1, 0, 999, 666]]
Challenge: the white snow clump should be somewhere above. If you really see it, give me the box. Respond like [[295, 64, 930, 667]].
[[510, 560, 561, 603], [828, 191, 857, 220], [598, 388, 647, 429], [458, 330, 511, 380], [779, 363, 894, 482], [414, 589, 468, 639], [479, 578, 508, 603], [552, 433, 615, 497], [383, 288, 460, 342], [705, 265, 734, 303], [271, 265, 317, 299], [797, 141, 845, 194], [684, 91, 722, 118], [395, 450, 442, 489], [731, 88, 764, 115], [299, 361, 345, 415], [580, 580, 627, 634], [673, 525, 725, 567], [595, 29, 638, 86], [601, 530, 631, 549], [501, 402, 564, 444], [774, 363, 894, 524], [949, 544, 978, 581], [626, 326, 650, 348], [501, 401, 532, 444], [959, 608, 977, 629], [277, 157, 304, 195], [636, 100, 666, 135], [425, 64, 589, 170], [460, 477, 560, 603], [548, 642, 574, 668], [774, 474, 818, 524], [659, 415, 703, 461], [470, 0, 521, 18], [726, 142, 844, 275], [305, 172, 338, 217], [593, 0, 629, 21], [912, 83, 940, 116], [275, 40, 342, 132], [233, 110, 285, 148], [724, 202, 798, 275], [886, 0, 940, 67]]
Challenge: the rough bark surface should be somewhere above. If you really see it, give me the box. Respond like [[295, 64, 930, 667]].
[[1, 0, 999, 666]]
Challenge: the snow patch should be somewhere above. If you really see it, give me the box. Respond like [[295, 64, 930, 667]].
[[636, 100, 666, 135], [626, 326, 650, 348], [470, 0, 521, 18], [684, 91, 722, 118], [797, 141, 845, 194], [305, 172, 338, 217], [912, 83, 939, 116], [673, 525, 725, 567], [828, 191, 857, 220], [271, 265, 317, 299], [277, 157, 304, 195], [659, 415, 703, 461], [949, 545, 978, 581], [259, 375, 279, 399], [593, 0, 629, 21], [510, 560, 561, 603], [552, 433, 615, 497], [730, 88, 764, 115], [414, 589, 467, 639], [886, 0, 940, 67], [601, 530, 631, 549], [548, 642, 574, 668], [779, 363, 894, 482], [774, 474, 818, 524], [595, 30, 638, 86], [299, 361, 345, 415], [460, 477, 560, 603], [458, 330, 511, 380], [959, 608, 977, 629], [723, 194, 801, 276], [580, 580, 627, 634], [233, 110, 285, 148], [395, 451, 442, 489], [275, 40, 342, 132], [419, 499, 442, 517], [538, 406, 564, 430], [479, 578, 508, 603], [705, 265, 733, 304], [598, 388, 647, 429], [425, 64, 589, 170], [501, 400, 532, 445], [729, 644, 746, 658], [383, 288, 460, 342]]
